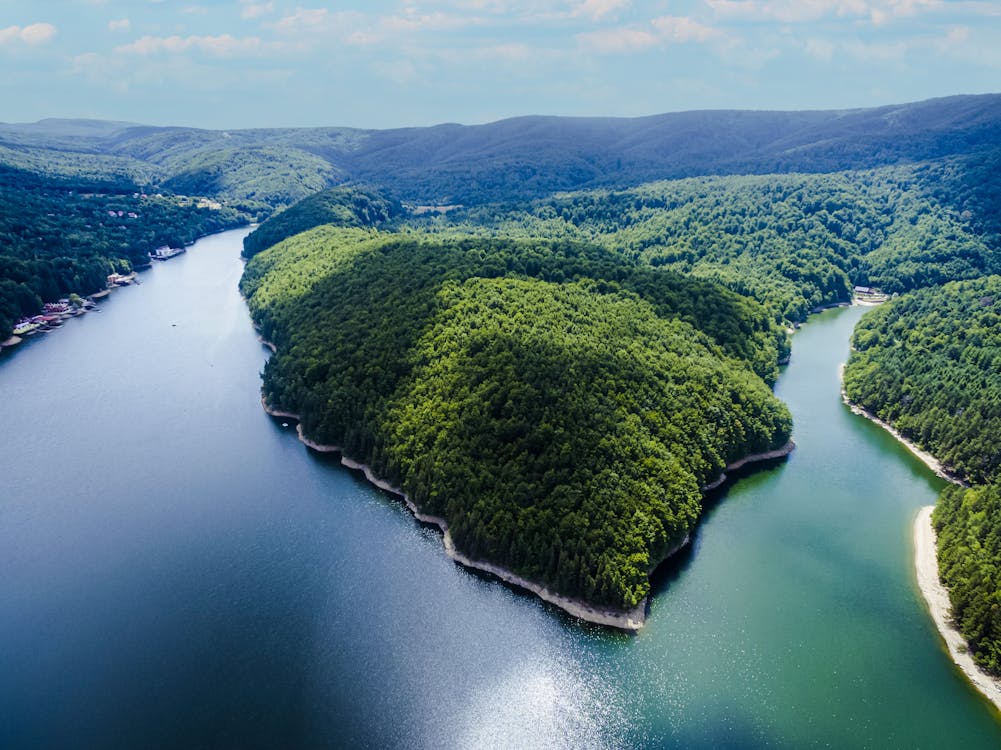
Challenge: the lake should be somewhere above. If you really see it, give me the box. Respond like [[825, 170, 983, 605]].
[[2, 228, 1000, 748]]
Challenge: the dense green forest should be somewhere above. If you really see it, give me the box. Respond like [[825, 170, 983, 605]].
[[241, 227, 791, 609], [0, 167, 251, 339], [241, 166, 998, 325], [933, 483, 1001, 674], [843, 276, 1001, 484], [242, 186, 404, 259], [414, 166, 997, 322]]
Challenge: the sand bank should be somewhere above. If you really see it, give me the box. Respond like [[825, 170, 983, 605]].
[[914, 507, 1001, 712]]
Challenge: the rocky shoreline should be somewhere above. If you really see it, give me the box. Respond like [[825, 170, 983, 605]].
[[262, 397, 794, 631], [839, 364, 966, 486], [701, 441, 796, 492]]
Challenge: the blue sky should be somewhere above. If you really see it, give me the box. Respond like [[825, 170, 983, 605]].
[[1, 0, 999, 129]]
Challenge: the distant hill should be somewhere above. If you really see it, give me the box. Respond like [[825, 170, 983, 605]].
[[1, 94, 998, 205]]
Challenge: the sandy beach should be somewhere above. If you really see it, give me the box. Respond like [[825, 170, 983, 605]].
[[839, 368, 1001, 711], [914, 507, 1001, 712]]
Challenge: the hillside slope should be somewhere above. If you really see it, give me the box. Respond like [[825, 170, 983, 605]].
[[241, 228, 792, 612]]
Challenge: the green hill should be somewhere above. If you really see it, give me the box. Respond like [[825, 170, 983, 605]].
[[242, 186, 404, 259], [240, 227, 791, 610], [413, 166, 997, 321]]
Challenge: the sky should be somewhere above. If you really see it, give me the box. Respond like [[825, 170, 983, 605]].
[[1, 0, 999, 130]]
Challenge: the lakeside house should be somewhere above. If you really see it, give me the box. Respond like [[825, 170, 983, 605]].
[[151, 245, 186, 261]]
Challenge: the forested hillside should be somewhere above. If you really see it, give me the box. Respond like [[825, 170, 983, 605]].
[[2, 94, 999, 206], [241, 227, 791, 609], [415, 166, 996, 321], [241, 186, 404, 259], [844, 276, 1001, 484], [332, 94, 1001, 203]]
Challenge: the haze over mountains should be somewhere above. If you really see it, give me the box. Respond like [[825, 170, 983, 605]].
[[2, 93, 999, 206]]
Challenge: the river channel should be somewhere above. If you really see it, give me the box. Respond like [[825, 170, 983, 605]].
[[2, 228, 1000, 748]]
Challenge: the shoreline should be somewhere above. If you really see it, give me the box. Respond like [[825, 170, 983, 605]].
[[701, 440, 795, 492], [840, 361, 995, 709], [839, 364, 966, 486], [914, 507, 1001, 712], [261, 397, 792, 631], [2, 224, 252, 357]]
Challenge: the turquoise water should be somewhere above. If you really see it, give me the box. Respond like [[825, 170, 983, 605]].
[[1, 229, 999, 748]]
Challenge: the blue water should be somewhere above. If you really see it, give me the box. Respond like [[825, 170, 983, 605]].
[[1, 229, 999, 748]]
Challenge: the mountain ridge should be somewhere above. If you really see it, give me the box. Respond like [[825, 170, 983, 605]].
[[1, 93, 998, 205]]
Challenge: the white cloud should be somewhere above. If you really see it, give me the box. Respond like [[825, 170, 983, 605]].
[[579, 15, 720, 53], [241, 1, 275, 20], [0, 23, 57, 46], [573, 0, 631, 21], [705, 0, 867, 23], [842, 38, 911, 60], [932, 25, 1001, 67], [955, 1, 1001, 16], [577, 27, 660, 53], [800, 24, 995, 67], [268, 8, 334, 34], [314, 9, 483, 48], [380, 10, 480, 34], [116, 34, 268, 57], [108, 18, 131, 32], [478, 42, 535, 62], [704, 0, 945, 24], [936, 24, 971, 49], [652, 16, 720, 43]]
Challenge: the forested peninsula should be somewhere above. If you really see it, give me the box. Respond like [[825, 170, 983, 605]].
[[232, 94, 1001, 621], [241, 226, 792, 617]]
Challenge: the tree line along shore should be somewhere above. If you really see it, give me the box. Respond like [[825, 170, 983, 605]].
[[242, 227, 794, 614], [843, 277, 1001, 707]]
